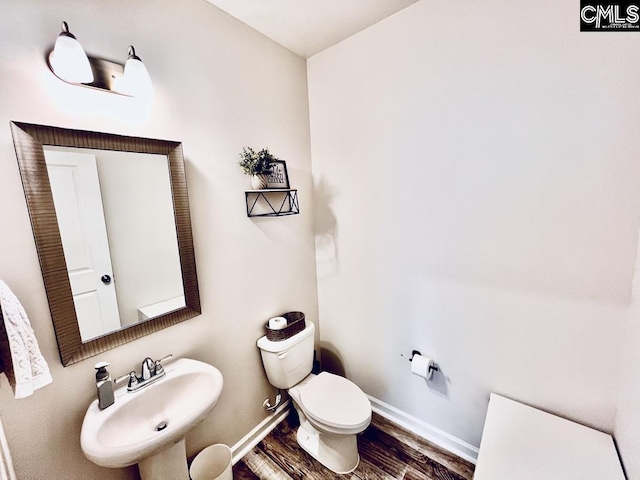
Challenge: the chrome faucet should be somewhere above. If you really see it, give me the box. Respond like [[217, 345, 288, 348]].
[[115, 354, 173, 393], [141, 357, 155, 381]]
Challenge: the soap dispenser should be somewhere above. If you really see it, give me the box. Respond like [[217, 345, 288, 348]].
[[95, 361, 115, 410]]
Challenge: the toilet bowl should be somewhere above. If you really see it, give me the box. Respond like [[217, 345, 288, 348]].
[[290, 372, 371, 434], [257, 322, 371, 474], [288, 371, 371, 473]]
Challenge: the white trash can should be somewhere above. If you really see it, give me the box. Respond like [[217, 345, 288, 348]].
[[190, 444, 233, 480]]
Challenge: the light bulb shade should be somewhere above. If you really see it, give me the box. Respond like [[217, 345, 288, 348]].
[[50, 24, 94, 84], [116, 47, 153, 98]]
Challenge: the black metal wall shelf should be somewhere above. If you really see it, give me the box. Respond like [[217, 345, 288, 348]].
[[245, 189, 299, 217]]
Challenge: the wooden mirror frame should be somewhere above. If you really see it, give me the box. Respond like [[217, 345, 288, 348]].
[[10, 122, 201, 366]]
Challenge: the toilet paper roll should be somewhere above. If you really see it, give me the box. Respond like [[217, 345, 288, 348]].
[[268, 316, 288, 330], [411, 354, 434, 380]]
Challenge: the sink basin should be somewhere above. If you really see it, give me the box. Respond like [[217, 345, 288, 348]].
[[81, 358, 223, 473]]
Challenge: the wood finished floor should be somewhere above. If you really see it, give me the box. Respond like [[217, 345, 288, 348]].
[[233, 412, 475, 480]]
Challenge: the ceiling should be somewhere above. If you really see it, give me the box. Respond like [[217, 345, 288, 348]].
[[205, 0, 420, 58]]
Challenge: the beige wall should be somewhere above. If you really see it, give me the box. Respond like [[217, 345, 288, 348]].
[[0, 1, 317, 479], [308, 0, 640, 460]]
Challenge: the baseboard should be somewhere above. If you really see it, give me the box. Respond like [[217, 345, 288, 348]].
[[367, 395, 479, 464], [229, 396, 478, 466], [230, 399, 291, 465]]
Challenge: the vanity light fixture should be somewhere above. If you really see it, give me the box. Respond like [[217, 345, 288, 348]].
[[115, 46, 154, 98], [48, 21, 153, 98], [49, 21, 94, 84]]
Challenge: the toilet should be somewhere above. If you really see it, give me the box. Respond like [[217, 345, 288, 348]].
[[257, 321, 371, 474]]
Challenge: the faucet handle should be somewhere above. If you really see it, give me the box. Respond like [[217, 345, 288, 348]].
[[114, 371, 138, 390], [113, 372, 129, 385], [127, 372, 139, 390], [154, 354, 173, 375], [157, 354, 173, 364]]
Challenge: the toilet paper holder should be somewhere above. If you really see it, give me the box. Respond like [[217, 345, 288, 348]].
[[410, 350, 439, 373]]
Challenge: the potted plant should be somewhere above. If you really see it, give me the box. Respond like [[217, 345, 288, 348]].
[[238, 147, 279, 190]]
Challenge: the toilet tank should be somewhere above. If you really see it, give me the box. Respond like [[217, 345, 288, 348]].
[[257, 321, 315, 389]]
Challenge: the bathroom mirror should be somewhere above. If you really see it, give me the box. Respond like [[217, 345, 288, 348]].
[[11, 122, 201, 366]]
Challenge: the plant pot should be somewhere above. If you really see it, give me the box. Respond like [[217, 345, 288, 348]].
[[251, 174, 268, 190]]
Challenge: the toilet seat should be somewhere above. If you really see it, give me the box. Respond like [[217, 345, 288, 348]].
[[297, 372, 371, 433]]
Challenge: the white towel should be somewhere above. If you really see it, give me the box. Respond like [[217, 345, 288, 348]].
[[0, 417, 16, 480], [0, 280, 52, 399]]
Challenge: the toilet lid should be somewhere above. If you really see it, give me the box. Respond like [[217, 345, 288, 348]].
[[298, 372, 371, 430]]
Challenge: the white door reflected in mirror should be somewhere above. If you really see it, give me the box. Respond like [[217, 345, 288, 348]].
[[46, 150, 121, 340]]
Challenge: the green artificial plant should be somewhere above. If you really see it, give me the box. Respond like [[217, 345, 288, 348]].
[[238, 147, 279, 176]]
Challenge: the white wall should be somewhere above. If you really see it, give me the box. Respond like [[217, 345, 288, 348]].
[[0, 1, 316, 479], [615, 235, 640, 478], [95, 149, 184, 327], [308, 0, 640, 457]]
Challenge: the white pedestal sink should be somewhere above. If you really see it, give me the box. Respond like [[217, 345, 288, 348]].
[[80, 358, 224, 480]]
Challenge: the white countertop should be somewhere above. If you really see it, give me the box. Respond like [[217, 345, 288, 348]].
[[473, 393, 624, 480]]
